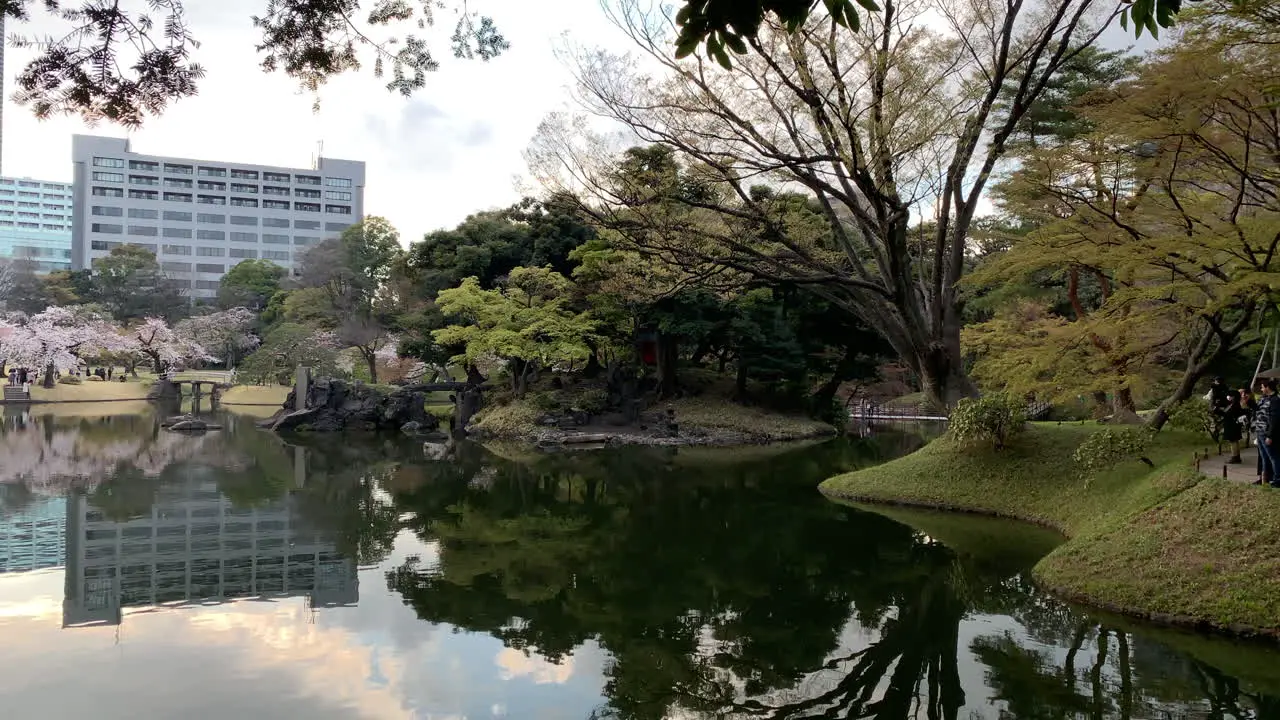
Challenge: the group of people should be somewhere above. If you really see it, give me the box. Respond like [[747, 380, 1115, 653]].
[[1209, 376, 1280, 487], [5, 367, 33, 392]]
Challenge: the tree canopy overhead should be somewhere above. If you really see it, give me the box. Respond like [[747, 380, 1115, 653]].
[[6, 0, 1218, 126]]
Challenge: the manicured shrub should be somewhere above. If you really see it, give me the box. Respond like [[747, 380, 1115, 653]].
[[87, 375, 104, 382], [1074, 426, 1155, 479], [1166, 400, 1214, 439], [58, 375, 83, 385], [948, 393, 1026, 449]]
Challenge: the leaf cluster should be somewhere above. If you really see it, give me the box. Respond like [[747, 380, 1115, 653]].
[[948, 394, 1027, 450]]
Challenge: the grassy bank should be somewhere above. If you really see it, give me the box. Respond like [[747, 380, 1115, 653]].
[[820, 423, 1280, 637], [471, 394, 835, 445], [28, 379, 154, 402]]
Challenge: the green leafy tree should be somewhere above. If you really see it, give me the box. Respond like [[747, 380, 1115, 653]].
[[218, 259, 287, 311], [238, 323, 341, 384], [295, 217, 405, 382], [1, 259, 52, 314], [91, 245, 187, 322], [434, 267, 598, 395]]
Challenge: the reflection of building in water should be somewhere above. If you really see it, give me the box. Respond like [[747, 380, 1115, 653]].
[[0, 495, 67, 573], [63, 475, 357, 627]]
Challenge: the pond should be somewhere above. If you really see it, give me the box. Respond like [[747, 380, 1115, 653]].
[[1, 407, 1278, 719]]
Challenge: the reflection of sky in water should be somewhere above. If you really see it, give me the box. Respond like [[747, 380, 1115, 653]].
[[0, 530, 609, 720]]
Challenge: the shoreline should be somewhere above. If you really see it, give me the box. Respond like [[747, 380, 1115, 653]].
[[479, 425, 839, 449], [819, 424, 1280, 642]]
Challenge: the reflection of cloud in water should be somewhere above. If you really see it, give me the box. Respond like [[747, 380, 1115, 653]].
[[494, 647, 575, 685]]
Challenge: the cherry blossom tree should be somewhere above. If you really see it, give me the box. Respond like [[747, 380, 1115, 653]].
[[174, 307, 261, 367], [132, 317, 211, 374], [0, 307, 131, 387]]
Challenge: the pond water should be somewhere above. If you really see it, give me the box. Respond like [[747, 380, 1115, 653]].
[[1, 408, 1279, 719]]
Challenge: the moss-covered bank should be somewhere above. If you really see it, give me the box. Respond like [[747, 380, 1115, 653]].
[[820, 424, 1280, 639], [470, 395, 836, 446]]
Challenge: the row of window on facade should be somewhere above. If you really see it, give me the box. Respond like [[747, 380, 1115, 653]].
[[89, 241, 291, 263], [0, 178, 67, 191], [89, 207, 349, 232], [0, 199, 69, 211], [0, 221, 64, 230], [91, 157, 353, 187], [89, 185, 350, 213], [90, 173, 353, 201], [0, 188, 70, 201], [90, 228, 322, 247]]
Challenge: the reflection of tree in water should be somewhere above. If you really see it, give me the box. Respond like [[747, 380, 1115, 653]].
[[379, 436, 1280, 720]]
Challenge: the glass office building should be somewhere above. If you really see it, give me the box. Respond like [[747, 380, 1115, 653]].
[[0, 176, 73, 273]]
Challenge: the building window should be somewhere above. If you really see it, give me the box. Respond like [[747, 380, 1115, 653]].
[[129, 160, 159, 171], [324, 190, 352, 201], [230, 169, 259, 180], [295, 220, 321, 230], [17, 201, 38, 209], [129, 208, 160, 219], [197, 213, 226, 224], [230, 197, 258, 208], [263, 217, 290, 228], [93, 157, 125, 168], [163, 192, 193, 203], [163, 227, 193, 239], [197, 246, 225, 257], [198, 181, 226, 191], [92, 223, 123, 234], [16, 221, 39, 229], [230, 215, 258, 226], [92, 171, 124, 182], [90, 240, 119, 251], [41, 213, 62, 220], [293, 236, 318, 246], [324, 177, 353, 188], [294, 188, 321, 199], [128, 225, 158, 236], [230, 232, 258, 242], [263, 200, 290, 210], [196, 263, 225, 273], [263, 250, 291, 261], [196, 230, 226, 241], [195, 280, 221, 290], [42, 203, 66, 210], [229, 248, 258, 259], [325, 205, 351, 215], [197, 195, 227, 205], [162, 262, 193, 273], [295, 174, 321, 186], [129, 243, 158, 253], [263, 186, 290, 196], [164, 178, 193, 189], [262, 234, 290, 244], [130, 175, 159, 186], [165, 164, 193, 175], [92, 186, 124, 198], [17, 191, 39, 197], [325, 222, 351, 232], [263, 172, 290, 182], [230, 183, 258, 194], [295, 202, 320, 213], [92, 206, 123, 217], [42, 224, 63, 231], [162, 244, 193, 256], [163, 211, 193, 222], [129, 189, 159, 200], [198, 167, 226, 177]]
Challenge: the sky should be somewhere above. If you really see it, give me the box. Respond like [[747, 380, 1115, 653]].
[[0, 1, 1162, 249], [0, 0, 633, 247]]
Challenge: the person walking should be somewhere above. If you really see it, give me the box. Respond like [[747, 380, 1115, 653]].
[[1240, 387, 1258, 448], [1223, 391, 1248, 464], [1253, 379, 1280, 486]]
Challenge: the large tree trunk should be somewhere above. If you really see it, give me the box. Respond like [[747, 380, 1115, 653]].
[[916, 338, 976, 410], [362, 348, 379, 384], [657, 333, 679, 398], [1149, 308, 1257, 430], [42, 362, 56, 389]]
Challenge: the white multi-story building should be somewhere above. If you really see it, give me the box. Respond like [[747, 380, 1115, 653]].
[[71, 135, 366, 300]]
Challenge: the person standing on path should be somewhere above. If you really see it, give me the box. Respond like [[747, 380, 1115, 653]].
[[1253, 380, 1280, 486], [1224, 391, 1248, 464]]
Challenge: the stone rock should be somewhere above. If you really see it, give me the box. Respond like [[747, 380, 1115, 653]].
[[401, 421, 425, 435], [266, 377, 441, 434], [168, 419, 209, 432]]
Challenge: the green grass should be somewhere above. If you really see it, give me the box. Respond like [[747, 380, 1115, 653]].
[[221, 385, 290, 406], [821, 423, 1280, 636], [28, 378, 154, 402]]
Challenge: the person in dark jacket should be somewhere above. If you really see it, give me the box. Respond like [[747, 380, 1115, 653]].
[[1223, 391, 1247, 464], [1253, 379, 1280, 486]]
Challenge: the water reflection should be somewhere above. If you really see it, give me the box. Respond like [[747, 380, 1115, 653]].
[[0, 410, 1278, 719]]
